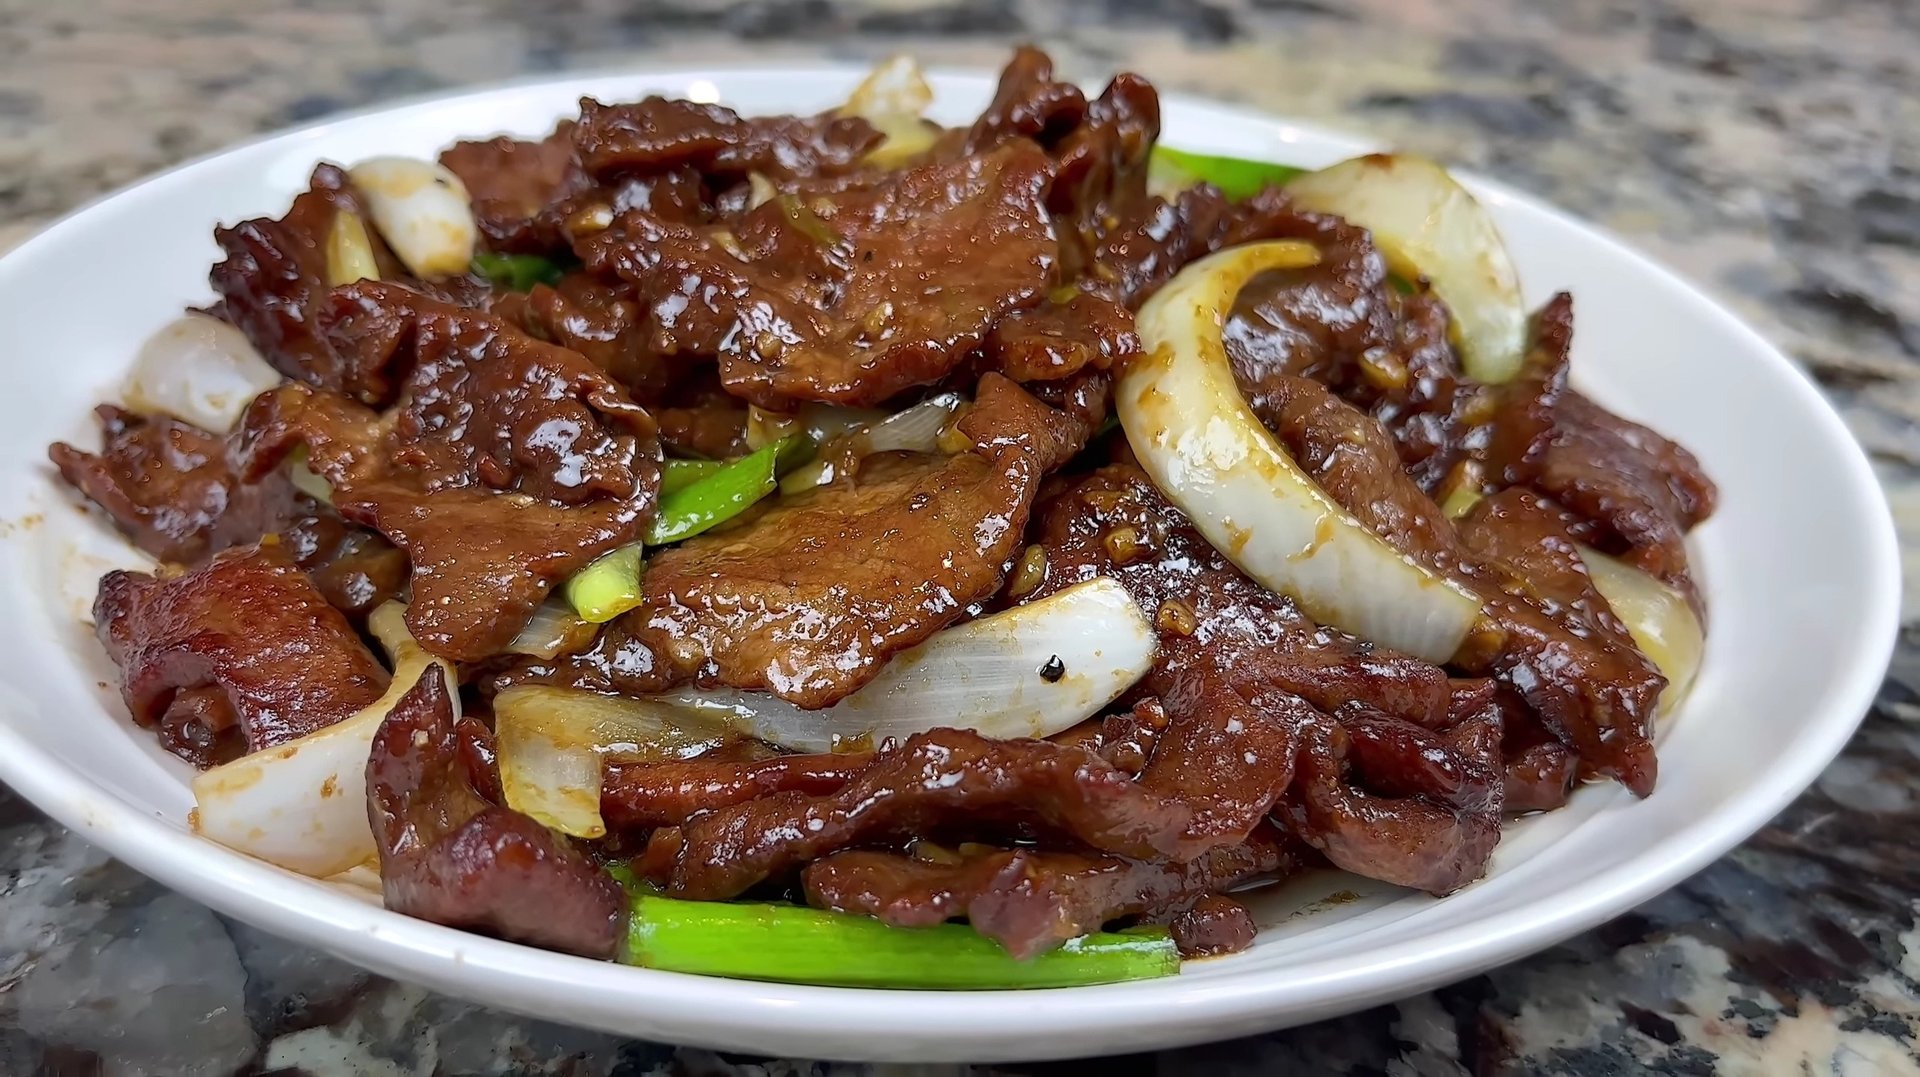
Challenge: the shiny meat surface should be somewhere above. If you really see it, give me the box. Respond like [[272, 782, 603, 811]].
[[94, 543, 389, 767], [438, 122, 592, 254], [50, 405, 302, 565], [580, 141, 1056, 408], [665, 728, 1198, 900], [573, 97, 880, 184], [366, 668, 626, 958], [211, 164, 410, 404], [237, 282, 662, 660], [600, 753, 872, 830], [803, 823, 1306, 959]]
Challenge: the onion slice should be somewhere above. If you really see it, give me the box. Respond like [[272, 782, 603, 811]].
[[493, 686, 735, 839], [778, 392, 965, 494], [1120, 241, 1484, 662], [1286, 154, 1527, 384], [347, 156, 478, 279], [658, 576, 1157, 753], [122, 313, 284, 434], [1578, 548, 1705, 711], [838, 55, 938, 168], [190, 602, 454, 876]]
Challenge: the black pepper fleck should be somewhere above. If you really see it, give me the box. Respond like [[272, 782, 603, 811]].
[[1039, 655, 1066, 682]]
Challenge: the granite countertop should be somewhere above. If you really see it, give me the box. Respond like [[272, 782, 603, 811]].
[[2, 0, 1917, 1073]]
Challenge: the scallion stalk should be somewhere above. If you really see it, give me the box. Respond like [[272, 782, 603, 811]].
[[1148, 145, 1306, 200], [471, 251, 566, 292], [618, 890, 1180, 989]]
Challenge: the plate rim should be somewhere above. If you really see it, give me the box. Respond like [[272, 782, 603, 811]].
[[0, 61, 1899, 1062]]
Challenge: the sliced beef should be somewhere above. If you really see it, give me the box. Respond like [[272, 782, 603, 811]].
[[1454, 488, 1665, 794], [983, 291, 1141, 383], [511, 378, 1089, 710], [210, 164, 409, 403], [278, 513, 409, 619], [1223, 368, 1664, 795], [601, 753, 872, 830], [94, 543, 389, 767], [366, 667, 625, 958], [580, 141, 1056, 408], [236, 282, 662, 660], [1282, 702, 1505, 894], [963, 45, 1088, 154], [1023, 465, 1454, 728], [574, 96, 880, 184], [1047, 73, 1159, 277], [803, 822, 1305, 959], [439, 122, 593, 254], [50, 405, 302, 564], [1169, 895, 1260, 958], [1536, 391, 1716, 599], [666, 728, 1198, 900]]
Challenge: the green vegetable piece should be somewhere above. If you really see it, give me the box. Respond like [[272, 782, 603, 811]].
[[471, 251, 566, 292], [646, 434, 806, 546], [619, 891, 1180, 989], [660, 458, 725, 497], [1150, 145, 1307, 201], [564, 543, 645, 624]]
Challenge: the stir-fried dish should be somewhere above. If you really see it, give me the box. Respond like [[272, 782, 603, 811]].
[[50, 49, 1716, 988]]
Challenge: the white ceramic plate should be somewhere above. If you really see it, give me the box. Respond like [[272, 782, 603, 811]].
[[0, 66, 1897, 1063]]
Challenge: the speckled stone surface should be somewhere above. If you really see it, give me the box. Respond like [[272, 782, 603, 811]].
[[2, 0, 1917, 1073]]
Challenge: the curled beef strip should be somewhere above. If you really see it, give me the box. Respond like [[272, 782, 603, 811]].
[[580, 141, 1056, 409], [1227, 365, 1665, 795], [506, 377, 1089, 710], [50, 405, 302, 565], [600, 753, 873, 830], [1537, 391, 1716, 602], [279, 513, 408, 619], [367, 667, 625, 958], [235, 282, 662, 660], [574, 96, 880, 184], [210, 164, 413, 404], [803, 822, 1307, 959], [666, 728, 1198, 900], [1283, 701, 1505, 894], [439, 122, 594, 255], [983, 290, 1142, 384], [94, 543, 389, 768]]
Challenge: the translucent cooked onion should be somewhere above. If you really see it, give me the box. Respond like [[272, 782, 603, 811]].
[[493, 686, 735, 839], [1120, 241, 1485, 662], [504, 598, 598, 660], [838, 55, 939, 168], [346, 156, 478, 279], [1579, 548, 1705, 711], [658, 576, 1157, 753], [745, 403, 886, 450], [122, 313, 284, 434], [191, 602, 454, 876], [1286, 154, 1528, 384], [778, 393, 964, 495]]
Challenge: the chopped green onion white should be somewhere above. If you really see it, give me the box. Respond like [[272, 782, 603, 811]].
[[347, 156, 478, 279]]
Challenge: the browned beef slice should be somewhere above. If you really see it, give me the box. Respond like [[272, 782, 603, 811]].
[[1281, 703, 1504, 894], [666, 728, 1197, 900], [1499, 689, 1580, 814], [496, 274, 688, 404], [1228, 372, 1663, 795], [579, 141, 1057, 408], [624, 448, 1036, 708], [803, 823, 1305, 959], [236, 282, 662, 660], [50, 405, 302, 564], [210, 164, 411, 404], [1048, 73, 1159, 274], [1455, 488, 1665, 794], [1476, 294, 1572, 490], [574, 96, 880, 183], [983, 291, 1141, 383], [279, 513, 409, 619], [1023, 465, 1454, 727], [94, 543, 390, 768], [1169, 895, 1259, 958], [600, 753, 873, 830], [1143, 663, 1314, 848], [963, 46, 1088, 154], [439, 122, 593, 254], [1536, 391, 1716, 598], [505, 378, 1092, 709], [366, 667, 625, 958]]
